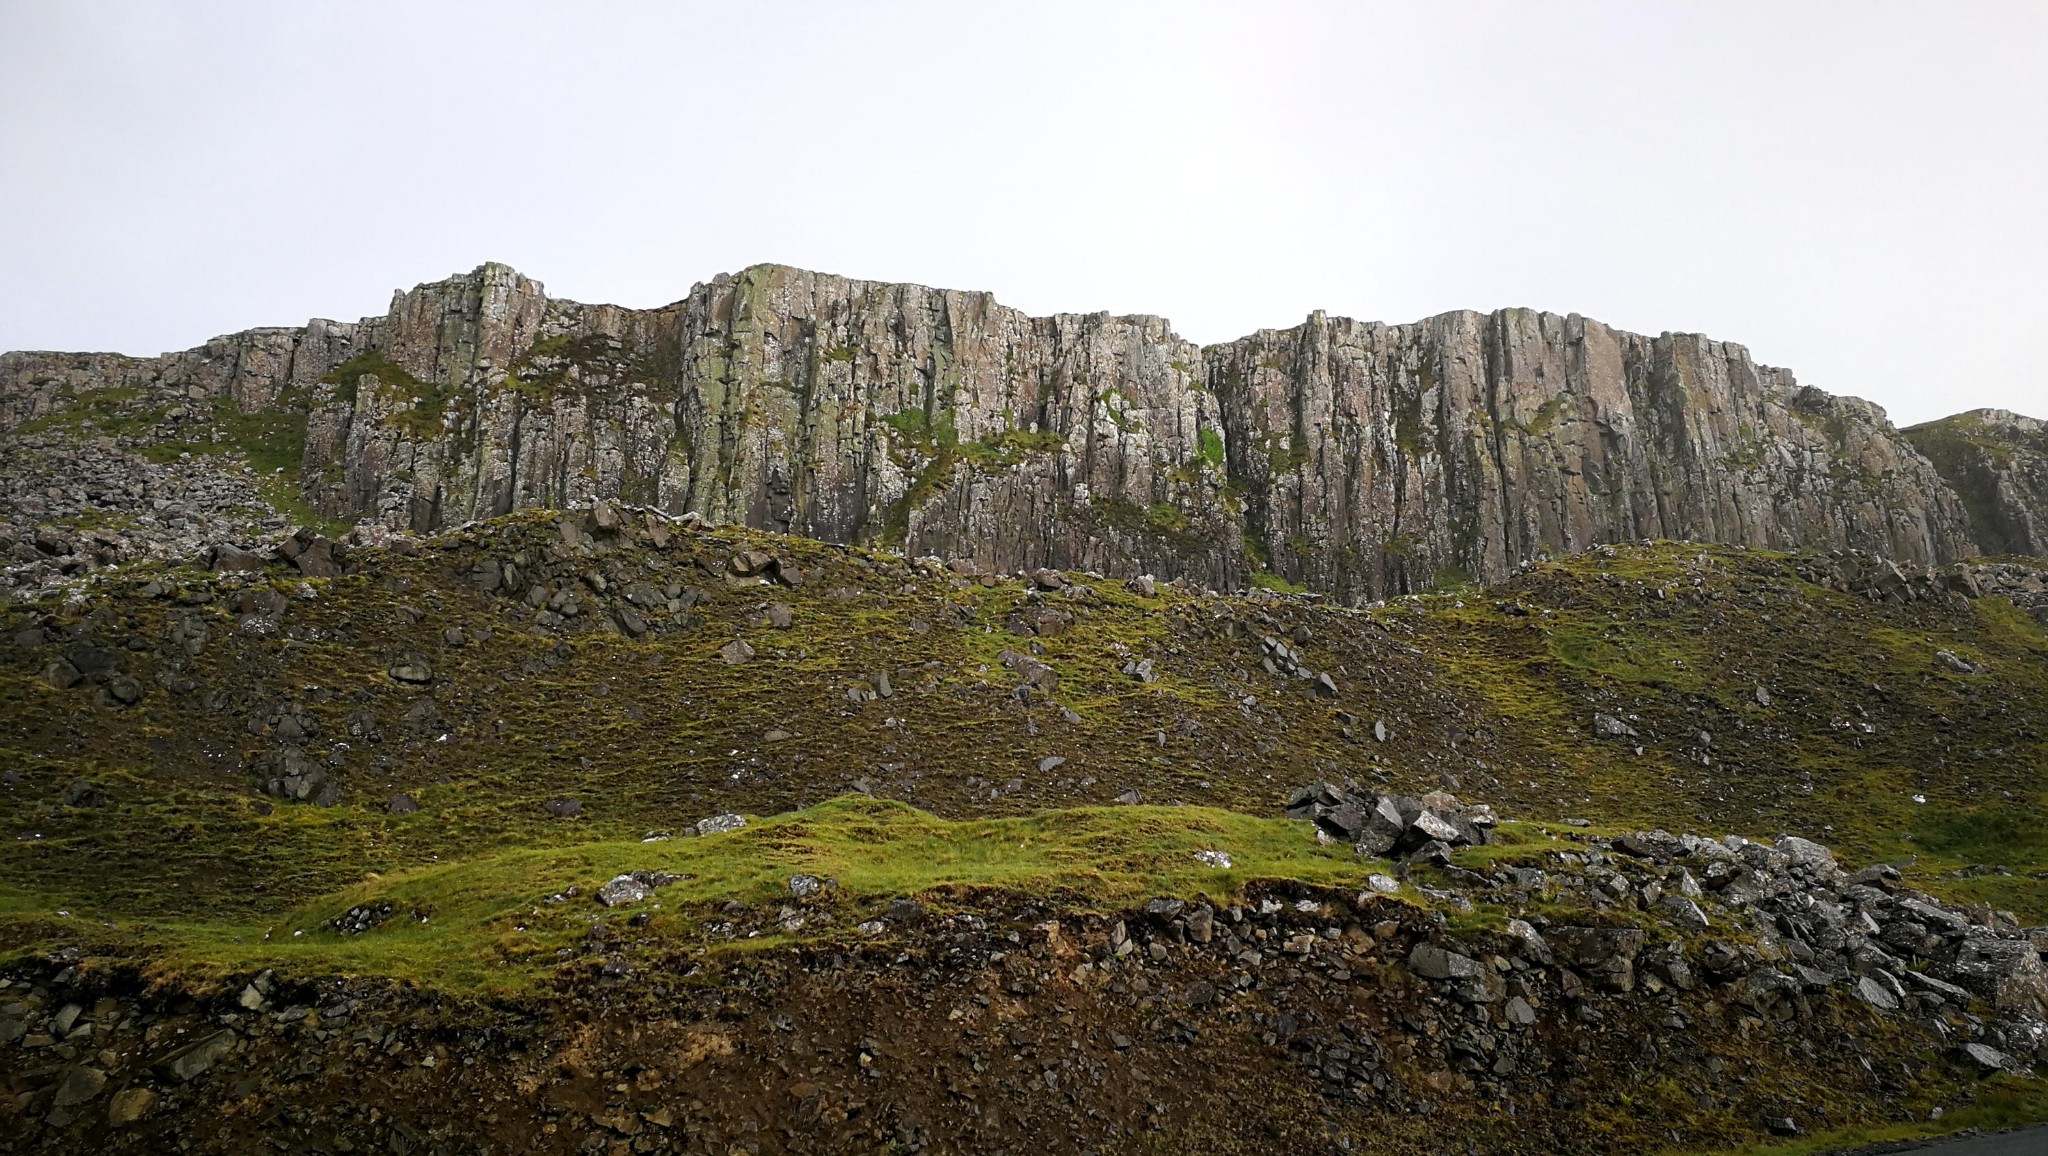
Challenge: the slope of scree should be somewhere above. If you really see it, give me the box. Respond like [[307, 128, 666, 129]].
[[5, 262, 2045, 603], [3, 505, 2046, 926], [5, 798, 2048, 1154], [1, 507, 2047, 1153]]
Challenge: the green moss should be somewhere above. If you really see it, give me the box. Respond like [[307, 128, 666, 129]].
[[320, 351, 452, 438], [1198, 428, 1226, 468], [1250, 570, 1308, 594], [874, 410, 1066, 545]]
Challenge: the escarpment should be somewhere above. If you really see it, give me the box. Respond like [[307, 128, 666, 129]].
[[1, 262, 2039, 600]]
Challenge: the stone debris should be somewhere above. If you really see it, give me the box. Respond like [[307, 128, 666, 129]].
[[596, 871, 686, 908], [329, 903, 394, 935], [695, 813, 747, 836], [1286, 783, 1497, 861]]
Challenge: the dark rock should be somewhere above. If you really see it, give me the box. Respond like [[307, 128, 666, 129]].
[[159, 1030, 237, 1082], [1546, 926, 1646, 992], [50, 1065, 106, 1108], [209, 544, 266, 574], [543, 797, 582, 817], [331, 903, 394, 934], [1408, 942, 1483, 981]]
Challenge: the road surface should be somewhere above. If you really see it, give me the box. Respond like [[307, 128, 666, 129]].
[[1881, 1126, 2048, 1155]]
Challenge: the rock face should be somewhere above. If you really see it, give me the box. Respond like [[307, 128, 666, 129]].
[[0, 262, 2032, 601], [1905, 409, 2048, 560]]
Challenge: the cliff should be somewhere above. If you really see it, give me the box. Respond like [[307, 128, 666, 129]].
[[1905, 408, 2048, 559], [0, 262, 2035, 600]]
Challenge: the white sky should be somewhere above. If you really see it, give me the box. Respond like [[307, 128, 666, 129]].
[[2, 1, 2042, 426]]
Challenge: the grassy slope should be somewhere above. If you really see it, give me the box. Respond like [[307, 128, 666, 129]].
[[0, 512, 2044, 956], [3, 797, 1389, 996]]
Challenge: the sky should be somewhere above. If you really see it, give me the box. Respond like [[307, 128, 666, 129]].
[[1, 1, 2042, 427]]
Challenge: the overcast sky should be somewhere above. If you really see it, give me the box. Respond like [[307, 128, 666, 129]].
[[2, 2, 2042, 426]]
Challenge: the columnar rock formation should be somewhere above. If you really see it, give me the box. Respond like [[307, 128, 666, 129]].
[[1, 263, 2039, 600]]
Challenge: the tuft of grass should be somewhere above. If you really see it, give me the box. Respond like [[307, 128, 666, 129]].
[[1668, 1077, 2048, 1156]]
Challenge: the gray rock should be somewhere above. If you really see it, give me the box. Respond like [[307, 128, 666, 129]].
[[1656, 895, 1711, 931], [1774, 834, 1839, 876], [1855, 975, 1901, 1010], [1935, 648, 1977, 674], [597, 874, 651, 907], [0, 262, 2012, 599], [1410, 809, 1463, 845], [1408, 942, 1483, 981], [1960, 1042, 2015, 1072], [1592, 713, 1638, 740], [696, 813, 747, 836], [51, 1066, 107, 1108], [542, 797, 581, 817], [719, 639, 756, 665], [160, 1030, 237, 1082], [1546, 926, 1646, 992], [788, 874, 822, 898]]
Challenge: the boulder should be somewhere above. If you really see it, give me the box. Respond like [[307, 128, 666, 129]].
[[1546, 926, 1646, 992], [106, 1087, 157, 1126], [159, 1030, 237, 1082], [1592, 713, 1639, 740], [1408, 942, 1483, 981]]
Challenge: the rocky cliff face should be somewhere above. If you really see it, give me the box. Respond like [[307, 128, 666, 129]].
[[1905, 409, 2048, 560], [0, 263, 2028, 600]]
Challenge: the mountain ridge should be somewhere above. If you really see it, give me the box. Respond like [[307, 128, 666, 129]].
[[1, 262, 2041, 602]]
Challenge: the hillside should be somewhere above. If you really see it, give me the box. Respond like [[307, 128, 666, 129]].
[[1, 507, 2047, 1152], [1907, 410, 2048, 560]]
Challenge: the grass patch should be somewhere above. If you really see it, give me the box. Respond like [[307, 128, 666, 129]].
[[0, 797, 1368, 996]]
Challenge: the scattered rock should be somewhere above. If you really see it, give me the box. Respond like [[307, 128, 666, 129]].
[[159, 1030, 237, 1082], [697, 813, 747, 836], [1960, 1042, 2016, 1073], [597, 875, 652, 907], [1592, 713, 1639, 739], [106, 1087, 157, 1126], [1408, 942, 1483, 981], [51, 1065, 107, 1107], [1935, 648, 1978, 674]]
